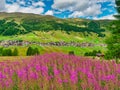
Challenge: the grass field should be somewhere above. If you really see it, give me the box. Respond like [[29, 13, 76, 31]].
[[0, 56, 32, 61], [2, 45, 106, 56], [0, 30, 106, 44]]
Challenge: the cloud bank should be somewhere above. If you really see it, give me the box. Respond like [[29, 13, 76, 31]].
[[0, 0, 45, 14], [0, 0, 6, 11], [0, 0, 116, 19], [52, 0, 102, 17]]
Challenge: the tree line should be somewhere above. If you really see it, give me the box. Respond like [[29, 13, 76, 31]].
[[0, 47, 39, 56]]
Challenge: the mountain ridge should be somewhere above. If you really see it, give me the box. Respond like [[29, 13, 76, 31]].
[[0, 12, 112, 37]]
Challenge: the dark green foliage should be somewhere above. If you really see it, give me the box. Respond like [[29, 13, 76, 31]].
[[69, 51, 74, 55], [84, 50, 101, 56], [20, 18, 105, 36], [105, 35, 120, 59], [0, 19, 5, 25], [0, 48, 19, 56], [26, 47, 33, 56], [26, 47, 40, 56], [12, 48, 19, 56], [34, 48, 40, 55], [87, 21, 105, 37], [105, 0, 120, 59], [2, 49, 12, 56], [0, 20, 25, 36], [88, 21, 100, 30], [116, 0, 120, 6], [84, 52, 89, 56], [0, 47, 3, 56], [115, 0, 120, 19]]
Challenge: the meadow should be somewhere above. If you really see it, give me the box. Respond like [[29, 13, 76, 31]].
[[0, 53, 120, 90], [0, 30, 106, 43], [1, 45, 106, 56]]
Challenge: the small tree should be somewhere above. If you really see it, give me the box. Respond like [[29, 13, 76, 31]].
[[2, 49, 12, 56], [12, 48, 18, 56], [26, 47, 40, 56], [34, 48, 40, 55], [7, 49, 12, 56], [26, 47, 33, 56], [69, 51, 74, 55], [88, 21, 100, 30], [0, 47, 3, 56]]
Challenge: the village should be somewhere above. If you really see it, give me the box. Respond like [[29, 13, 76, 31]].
[[0, 40, 107, 47]]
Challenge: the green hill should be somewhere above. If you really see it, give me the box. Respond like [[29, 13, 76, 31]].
[[0, 12, 113, 44], [0, 12, 113, 56], [0, 12, 111, 34]]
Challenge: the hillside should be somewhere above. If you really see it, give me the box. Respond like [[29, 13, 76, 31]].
[[0, 12, 110, 56], [0, 12, 111, 34], [0, 12, 113, 45]]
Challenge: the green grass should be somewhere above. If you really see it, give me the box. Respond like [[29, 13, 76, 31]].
[[0, 30, 107, 56], [0, 56, 32, 61], [0, 30, 106, 44], [3, 45, 106, 56], [60, 46, 106, 56]]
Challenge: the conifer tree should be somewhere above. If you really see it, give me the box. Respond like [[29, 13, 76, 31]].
[[105, 0, 120, 59], [12, 48, 18, 56], [26, 47, 33, 56]]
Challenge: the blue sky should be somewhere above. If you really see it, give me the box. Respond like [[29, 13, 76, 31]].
[[0, 0, 117, 19]]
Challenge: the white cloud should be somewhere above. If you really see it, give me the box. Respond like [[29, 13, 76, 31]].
[[45, 10, 54, 15], [0, 0, 116, 19], [0, 0, 45, 14], [32, 1, 45, 7], [69, 11, 83, 18], [52, 0, 90, 12], [93, 15, 116, 20], [0, 0, 6, 11], [6, 3, 44, 14], [83, 4, 101, 16], [52, 0, 102, 17]]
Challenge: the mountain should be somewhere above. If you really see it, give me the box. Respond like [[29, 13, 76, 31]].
[[0, 12, 112, 37]]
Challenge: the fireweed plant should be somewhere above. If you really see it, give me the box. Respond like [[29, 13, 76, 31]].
[[0, 53, 120, 90]]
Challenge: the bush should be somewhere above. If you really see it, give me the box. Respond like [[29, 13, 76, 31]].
[[26, 47, 40, 56], [34, 48, 40, 55], [0, 47, 3, 56], [69, 51, 75, 55], [26, 47, 33, 56], [84, 50, 102, 56], [12, 48, 19, 56], [2, 49, 12, 56]]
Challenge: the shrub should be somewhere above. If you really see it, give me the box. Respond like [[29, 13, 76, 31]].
[[84, 50, 102, 56], [12, 48, 19, 56], [2, 49, 12, 56], [26, 47, 33, 56], [26, 47, 40, 56], [34, 48, 40, 55], [0, 47, 3, 56], [69, 51, 74, 55]]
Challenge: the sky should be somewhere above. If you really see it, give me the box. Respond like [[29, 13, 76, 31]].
[[0, 0, 117, 20]]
